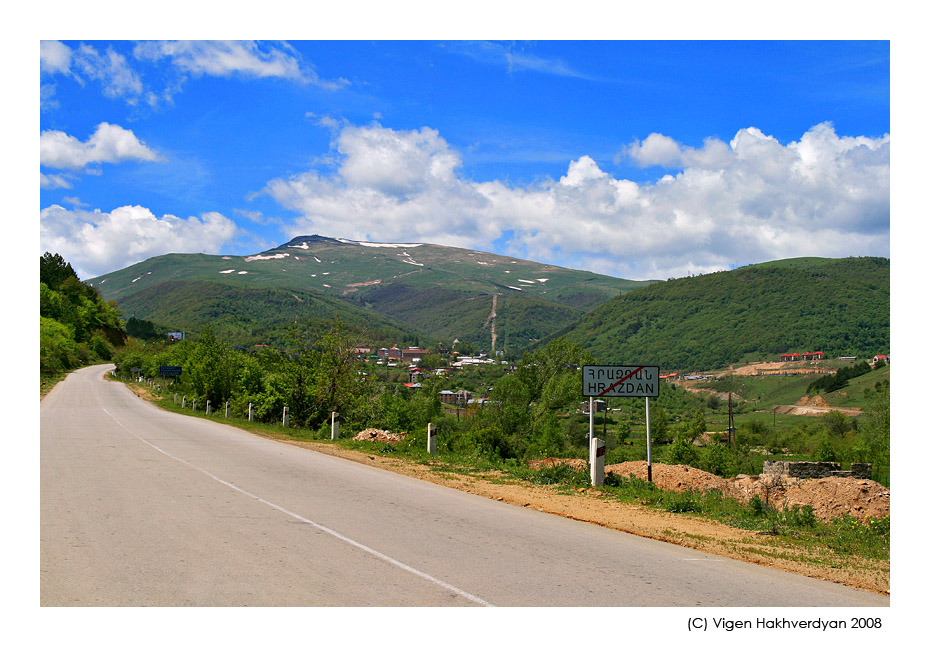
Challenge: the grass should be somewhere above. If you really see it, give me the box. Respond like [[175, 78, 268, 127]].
[[593, 473, 889, 563], [119, 375, 890, 576]]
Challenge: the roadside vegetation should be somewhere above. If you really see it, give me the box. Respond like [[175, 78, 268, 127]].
[[40, 252, 126, 390], [41, 252, 890, 578], [111, 321, 890, 572]]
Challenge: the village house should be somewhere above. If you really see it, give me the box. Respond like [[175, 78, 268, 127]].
[[581, 399, 607, 414], [377, 346, 431, 362], [439, 389, 472, 405], [401, 347, 431, 362], [778, 351, 825, 362]]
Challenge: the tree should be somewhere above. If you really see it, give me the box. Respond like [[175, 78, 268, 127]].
[[852, 381, 890, 484], [126, 317, 160, 340], [686, 408, 708, 442], [649, 404, 670, 444], [40, 317, 79, 376], [184, 326, 237, 404], [822, 409, 853, 436], [40, 252, 77, 289], [285, 319, 369, 429], [39, 252, 126, 378], [481, 337, 594, 455]]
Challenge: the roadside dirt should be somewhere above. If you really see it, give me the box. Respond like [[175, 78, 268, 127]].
[[603, 461, 890, 522], [119, 382, 889, 595], [726, 361, 833, 376], [266, 438, 890, 596], [774, 394, 863, 417]]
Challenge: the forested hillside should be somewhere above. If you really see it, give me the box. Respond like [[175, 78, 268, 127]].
[[555, 257, 889, 371], [115, 279, 419, 348], [40, 252, 126, 377], [89, 235, 649, 355]]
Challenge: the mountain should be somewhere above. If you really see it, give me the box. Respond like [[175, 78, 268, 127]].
[[549, 256, 890, 371], [89, 235, 652, 351]]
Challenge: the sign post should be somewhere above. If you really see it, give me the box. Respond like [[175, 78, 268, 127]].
[[583, 365, 660, 483]]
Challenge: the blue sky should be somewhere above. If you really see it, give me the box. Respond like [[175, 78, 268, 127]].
[[39, 39, 890, 281]]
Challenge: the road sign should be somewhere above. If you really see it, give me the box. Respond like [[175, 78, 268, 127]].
[[159, 365, 183, 377], [582, 365, 660, 398]]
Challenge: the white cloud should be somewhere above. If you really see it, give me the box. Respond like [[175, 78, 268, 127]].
[[336, 124, 460, 193], [625, 133, 736, 170], [40, 40, 348, 110], [73, 43, 144, 103], [40, 172, 72, 190], [40, 122, 163, 171], [40, 40, 73, 76], [263, 121, 889, 280], [133, 40, 348, 90], [40, 204, 240, 279], [626, 133, 683, 167]]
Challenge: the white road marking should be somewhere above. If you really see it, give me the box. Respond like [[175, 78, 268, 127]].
[[99, 405, 493, 607]]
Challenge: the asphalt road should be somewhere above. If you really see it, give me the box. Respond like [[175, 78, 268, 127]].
[[40, 364, 889, 607]]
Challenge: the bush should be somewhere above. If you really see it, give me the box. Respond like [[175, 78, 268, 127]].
[[453, 424, 517, 460], [40, 316, 80, 376], [785, 504, 817, 528], [663, 434, 698, 466], [527, 462, 589, 487], [663, 491, 701, 513], [699, 441, 733, 477]]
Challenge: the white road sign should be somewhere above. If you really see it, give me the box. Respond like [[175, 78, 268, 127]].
[[582, 365, 660, 398]]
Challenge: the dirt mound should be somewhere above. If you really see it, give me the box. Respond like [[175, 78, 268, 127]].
[[352, 428, 406, 444], [605, 461, 727, 493], [527, 458, 587, 471], [722, 475, 890, 521], [602, 461, 889, 522], [796, 394, 830, 407]]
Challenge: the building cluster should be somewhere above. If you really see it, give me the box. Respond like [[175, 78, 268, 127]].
[[777, 351, 826, 362], [776, 351, 890, 366]]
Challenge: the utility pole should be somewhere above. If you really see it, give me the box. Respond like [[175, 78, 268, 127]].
[[728, 392, 735, 447]]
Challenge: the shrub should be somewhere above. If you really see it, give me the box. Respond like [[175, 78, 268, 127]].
[[663, 491, 701, 513], [663, 434, 698, 466], [699, 440, 733, 477]]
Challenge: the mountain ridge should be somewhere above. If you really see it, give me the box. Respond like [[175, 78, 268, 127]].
[[90, 234, 650, 353], [548, 256, 889, 370]]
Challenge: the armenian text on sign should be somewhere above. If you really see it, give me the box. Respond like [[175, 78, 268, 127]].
[[582, 365, 660, 398]]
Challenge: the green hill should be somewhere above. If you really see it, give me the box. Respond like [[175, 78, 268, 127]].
[[90, 235, 651, 351], [114, 280, 416, 347], [553, 256, 889, 371]]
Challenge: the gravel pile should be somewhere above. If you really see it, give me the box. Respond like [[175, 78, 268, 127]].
[[352, 428, 406, 444]]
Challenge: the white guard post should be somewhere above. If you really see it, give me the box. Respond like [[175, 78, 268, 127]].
[[331, 411, 340, 440], [427, 422, 437, 455], [590, 437, 605, 486]]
